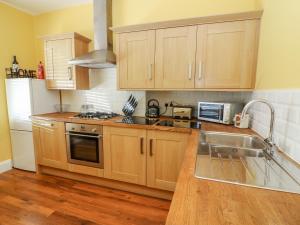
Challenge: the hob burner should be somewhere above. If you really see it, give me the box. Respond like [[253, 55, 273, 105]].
[[74, 112, 119, 120]]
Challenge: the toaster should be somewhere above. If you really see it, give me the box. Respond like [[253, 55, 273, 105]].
[[172, 106, 193, 119]]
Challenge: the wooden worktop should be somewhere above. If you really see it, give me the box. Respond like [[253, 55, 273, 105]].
[[31, 112, 194, 133], [166, 128, 300, 225], [32, 113, 300, 224]]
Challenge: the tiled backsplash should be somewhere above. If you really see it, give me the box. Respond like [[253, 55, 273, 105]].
[[146, 91, 245, 117], [62, 78, 300, 163], [61, 68, 146, 116], [147, 90, 300, 163], [244, 90, 300, 163]]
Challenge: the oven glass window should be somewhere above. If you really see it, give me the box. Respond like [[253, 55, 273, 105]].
[[199, 104, 224, 121], [69, 133, 99, 163]]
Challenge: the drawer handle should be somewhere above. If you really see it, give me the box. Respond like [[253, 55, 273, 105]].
[[149, 139, 153, 156], [140, 137, 144, 154]]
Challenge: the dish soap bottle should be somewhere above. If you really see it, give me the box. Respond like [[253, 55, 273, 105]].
[[12, 56, 19, 73], [37, 61, 45, 79]]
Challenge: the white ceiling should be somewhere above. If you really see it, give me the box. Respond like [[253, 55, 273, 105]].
[[0, 0, 92, 15]]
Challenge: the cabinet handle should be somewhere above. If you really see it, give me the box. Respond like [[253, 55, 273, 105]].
[[68, 67, 73, 80], [149, 139, 153, 156], [198, 62, 203, 80], [148, 64, 153, 80], [188, 63, 192, 80], [140, 137, 144, 154]]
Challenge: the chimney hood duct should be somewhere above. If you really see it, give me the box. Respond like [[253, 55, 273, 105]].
[[69, 0, 116, 69]]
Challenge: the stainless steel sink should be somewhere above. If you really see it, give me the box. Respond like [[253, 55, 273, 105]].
[[195, 131, 300, 194], [201, 132, 268, 150]]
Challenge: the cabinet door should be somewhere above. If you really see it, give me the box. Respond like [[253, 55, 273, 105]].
[[147, 131, 189, 191], [103, 127, 147, 185], [118, 31, 155, 89], [35, 121, 68, 170], [195, 20, 259, 89], [44, 41, 54, 79], [45, 38, 75, 89], [155, 26, 197, 89]]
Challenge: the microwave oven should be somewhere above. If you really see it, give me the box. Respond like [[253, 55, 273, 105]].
[[198, 102, 244, 124]]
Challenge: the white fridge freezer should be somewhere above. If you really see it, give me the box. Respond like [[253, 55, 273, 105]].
[[5, 78, 59, 171]]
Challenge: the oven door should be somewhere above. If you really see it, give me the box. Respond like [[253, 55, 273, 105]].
[[66, 132, 103, 168], [198, 103, 224, 123]]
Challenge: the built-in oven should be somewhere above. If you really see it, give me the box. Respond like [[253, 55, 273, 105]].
[[65, 123, 103, 168]]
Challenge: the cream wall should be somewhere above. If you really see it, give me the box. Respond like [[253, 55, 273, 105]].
[[33, 0, 258, 62], [113, 0, 257, 26], [0, 3, 35, 162], [255, 0, 300, 89], [33, 3, 94, 64]]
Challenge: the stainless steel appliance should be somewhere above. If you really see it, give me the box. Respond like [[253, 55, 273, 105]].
[[146, 99, 160, 118], [66, 123, 103, 168], [198, 102, 243, 124], [69, 0, 116, 69], [172, 106, 193, 119], [73, 111, 119, 120]]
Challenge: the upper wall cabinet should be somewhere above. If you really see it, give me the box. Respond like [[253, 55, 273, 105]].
[[118, 30, 155, 89], [195, 20, 259, 89], [155, 26, 197, 89], [113, 11, 262, 90], [43, 33, 91, 90]]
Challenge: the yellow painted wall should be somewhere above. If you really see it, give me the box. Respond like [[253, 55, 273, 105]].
[[33, 1, 258, 63], [33, 3, 94, 64], [2, 0, 299, 163], [0, 3, 35, 162], [255, 0, 300, 89], [113, 0, 257, 26]]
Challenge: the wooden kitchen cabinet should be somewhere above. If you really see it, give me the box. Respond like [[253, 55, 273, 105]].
[[118, 30, 155, 89], [103, 126, 147, 185], [146, 130, 189, 191], [155, 26, 197, 89], [195, 20, 259, 89], [43, 32, 91, 90], [32, 120, 68, 170], [113, 11, 261, 90], [103, 126, 189, 190]]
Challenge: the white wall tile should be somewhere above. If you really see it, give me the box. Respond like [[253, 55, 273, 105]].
[[246, 89, 300, 163], [61, 68, 146, 116], [146, 91, 245, 117], [61, 75, 300, 164]]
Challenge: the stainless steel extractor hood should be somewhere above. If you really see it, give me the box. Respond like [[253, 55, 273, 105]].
[[69, 0, 116, 69]]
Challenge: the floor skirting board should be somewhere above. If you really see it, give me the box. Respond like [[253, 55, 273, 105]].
[[0, 159, 12, 173]]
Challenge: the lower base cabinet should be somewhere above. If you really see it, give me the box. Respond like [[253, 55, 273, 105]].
[[103, 126, 189, 191], [147, 130, 189, 191], [33, 121, 190, 192], [32, 120, 68, 170], [103, 127, 147, 185]]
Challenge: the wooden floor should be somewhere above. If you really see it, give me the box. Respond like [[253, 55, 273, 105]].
[[0, 169, 171, 225]]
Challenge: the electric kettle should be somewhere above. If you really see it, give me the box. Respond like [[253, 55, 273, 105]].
[[146, 99, 160, 118]]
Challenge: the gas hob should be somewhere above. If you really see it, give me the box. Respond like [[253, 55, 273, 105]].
[[73, 112, 119, 120]]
